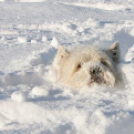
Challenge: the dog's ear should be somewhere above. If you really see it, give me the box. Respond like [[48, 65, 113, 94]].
[[57, 45, 69, 58], [107, 41, 120, 62]]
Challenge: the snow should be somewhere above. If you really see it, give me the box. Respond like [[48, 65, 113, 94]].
[[11, 91, 27, 102], [31, 86, 48, 97], [0, 0, 134, 134], [58, 1, 131, 11], [14, 0, 46, 2], [50, 37, 59, 48], [18, 37, 27, 43]]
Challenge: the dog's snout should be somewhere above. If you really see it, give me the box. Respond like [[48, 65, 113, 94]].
[[89, 66, 103, 84], [90, 68, 102, 75]]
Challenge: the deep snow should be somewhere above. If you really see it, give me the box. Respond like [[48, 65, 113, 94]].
[[0, 0, 134, 134]]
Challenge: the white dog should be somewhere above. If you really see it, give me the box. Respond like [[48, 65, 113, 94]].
[[52, 41, 121, 89]]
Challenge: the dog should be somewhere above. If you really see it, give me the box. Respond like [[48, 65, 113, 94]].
[[52, 41, 121, 89]]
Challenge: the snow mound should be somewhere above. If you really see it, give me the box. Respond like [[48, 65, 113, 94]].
[[11, 91, 27, 102], [50, 37, 59, 48], [31, 86, 48, 97], [18, 37, 27, 43]]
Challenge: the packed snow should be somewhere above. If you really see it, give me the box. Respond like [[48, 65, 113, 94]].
[[0, 0, 134, 134]]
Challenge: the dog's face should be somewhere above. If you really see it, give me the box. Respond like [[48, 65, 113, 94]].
[[53, 42, 120, 88]]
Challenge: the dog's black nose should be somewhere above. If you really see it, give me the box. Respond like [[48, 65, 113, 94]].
[[90, 68, 102, 74]]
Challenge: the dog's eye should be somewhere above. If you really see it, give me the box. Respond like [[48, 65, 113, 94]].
[[77, 62, 84, 69], [77, 63, 81, 68], [101, 60, 107, 66]]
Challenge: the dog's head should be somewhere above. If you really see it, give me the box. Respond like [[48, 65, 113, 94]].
[[53, 41, 120, 88]]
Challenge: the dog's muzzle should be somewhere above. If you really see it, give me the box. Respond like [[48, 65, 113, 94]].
[[90, 67, 104, 84]]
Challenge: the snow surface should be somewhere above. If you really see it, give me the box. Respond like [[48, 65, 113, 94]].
[[0, 0, 134, 134]]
